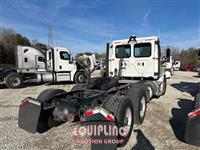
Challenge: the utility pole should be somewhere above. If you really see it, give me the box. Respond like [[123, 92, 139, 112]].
[[48, 24, 53, 49], [0, 0, 2, 34]]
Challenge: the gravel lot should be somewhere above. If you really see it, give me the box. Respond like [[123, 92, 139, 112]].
[[0, 71, 200, 150]]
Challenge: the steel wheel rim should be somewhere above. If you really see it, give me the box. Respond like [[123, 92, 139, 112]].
[[9, 76, 20, 87], [140, 97, 146, 118], [124, 107, 132, 135], [78, 75, 85, 83]]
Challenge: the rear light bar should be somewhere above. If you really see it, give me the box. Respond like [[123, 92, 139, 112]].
[[68, 114, 75, 122], [188, 108, 200, 119], [86, 108, 115, 121], [86, 111, 93, 116], [19, 100, 29, 108], [106, 114, 115, 121]]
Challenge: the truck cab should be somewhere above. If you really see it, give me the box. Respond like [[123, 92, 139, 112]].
[[107, 36, 161, 80], [45, 47, 77, 81]]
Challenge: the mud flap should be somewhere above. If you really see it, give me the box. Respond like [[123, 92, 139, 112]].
[[18, 98, 42, 133], [184, 111, 200, 147], [86, 113, 117, 150]]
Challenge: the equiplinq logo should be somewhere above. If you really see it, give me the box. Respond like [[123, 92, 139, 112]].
[[68, 108, 130, 145], [73, 125, 127, 137], [73, 124, 127, 144]]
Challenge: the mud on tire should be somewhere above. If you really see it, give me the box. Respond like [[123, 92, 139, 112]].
[[127, 87, 147, 125]]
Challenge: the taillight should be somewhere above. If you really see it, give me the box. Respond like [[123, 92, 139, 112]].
[[19, 100, 29, 108], [68, 114, 75, 122], [106, 114, 115, 121], [86, 111, 93, 116], [188, 109, 200, 119]]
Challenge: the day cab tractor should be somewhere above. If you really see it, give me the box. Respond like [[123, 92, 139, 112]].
[[18, 35, 167, 147]]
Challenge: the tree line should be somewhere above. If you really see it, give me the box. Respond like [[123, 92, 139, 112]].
[[162, 46, 200, 66], [0, 28, 47, 65]]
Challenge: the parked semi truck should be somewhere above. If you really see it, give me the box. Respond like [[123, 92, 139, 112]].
[[0, 46, 90, 88], [173, 60, 180, 71], [18, 35, 167, 147], [161, 49, 174, 78]]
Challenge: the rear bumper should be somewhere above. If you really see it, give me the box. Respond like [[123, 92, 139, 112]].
[[185, 109, 200, 147]]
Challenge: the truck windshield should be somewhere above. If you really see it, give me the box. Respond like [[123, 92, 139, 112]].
[[115, 45, 131, 58]]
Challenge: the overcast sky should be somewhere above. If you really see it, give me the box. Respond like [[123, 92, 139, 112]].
[[1, 0, 199, 55]]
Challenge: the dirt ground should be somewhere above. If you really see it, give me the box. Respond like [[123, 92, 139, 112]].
[[0, 71, 200, 150]]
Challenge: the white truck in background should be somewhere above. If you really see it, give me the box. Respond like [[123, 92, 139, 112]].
[[161, 49, 174, 78], [0, 46, 90, 88], [173, 60, 181, 71]]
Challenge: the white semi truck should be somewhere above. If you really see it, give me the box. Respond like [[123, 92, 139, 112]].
[[18, 35, 167, 147], [173, 60, 181, 71], [0, 46, 90, 88], [161, 49, 174, 78]]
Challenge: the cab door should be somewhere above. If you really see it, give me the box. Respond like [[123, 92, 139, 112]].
[[46, 49, 53, 71], [35, 55, 45, 71], [54, 49, 76, 72]]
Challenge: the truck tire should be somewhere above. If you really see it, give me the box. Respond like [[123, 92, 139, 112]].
[[5, 73, 23, 88], [71, 84, 86, 91], [102, 95, 134, 147], [127, 87, 147, 125], [74, 72, 88, 83], [145, 81, 157, 97], [194, 92, 200, 109], [37, 88, 66, 128], [131, 83, 151, 102]]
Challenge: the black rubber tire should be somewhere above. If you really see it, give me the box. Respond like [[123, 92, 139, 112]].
[[37, 88, 66, 102], [102, 95, 134, 147], [5, 73, 23, 88], [145, 81, 157, 97], [127, 87, 147, 125], [194, 92, 200, 109], [162, 76, 167, 95], [131, 83, 150, 102], [74, 72, 88, 83], [37, 89, 66, 128], [71, 84, 87, 91]]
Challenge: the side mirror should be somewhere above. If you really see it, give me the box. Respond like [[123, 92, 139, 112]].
[[198, 50, 200, 57], [197, 50, 200, 60], [166, 48, 171, 59], [69, 55, 73, 64]]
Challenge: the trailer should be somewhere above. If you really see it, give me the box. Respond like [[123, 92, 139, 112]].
[[18, 35, 167, 147], [0, 46, 90, 88]]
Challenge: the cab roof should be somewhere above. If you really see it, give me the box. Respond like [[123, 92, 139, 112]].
[[111, 36, 159, 44]]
